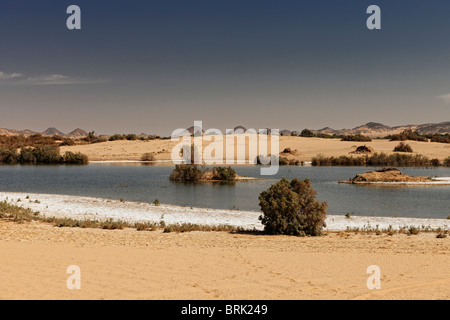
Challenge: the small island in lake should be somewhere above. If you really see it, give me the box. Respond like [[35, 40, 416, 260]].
[[339, 167, 450, 185], [169, 164, 259, 183]]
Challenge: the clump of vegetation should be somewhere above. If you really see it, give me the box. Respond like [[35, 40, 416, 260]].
[[430, 158, 441, 167], [312, 152, 432, 167], [0, 134, 73, 149], [394, 142, 413, 153], [170, 164, 239, 183], [169, 164, 206, 182], [109, 134, 126, 142], [444, 157, 450, 167], [0, 146, 89, 165], [153, 199, 160, 206], [141, 153, 156, 162], [297, 129, 341, 139], [341, 134, 372, 142], [386, 129, 427, 142], [407, 226, 420, 236], [163, 223, 239, 233], [63, 151, 89, 164], [300, 129, 315, 137], [256, 155, 301, 166], [210, 167, 236, 181], [428, 134, 450, 144], [258, 178, 327, 237]]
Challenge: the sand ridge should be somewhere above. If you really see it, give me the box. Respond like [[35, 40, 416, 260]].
[[61, 136, 450, 162]]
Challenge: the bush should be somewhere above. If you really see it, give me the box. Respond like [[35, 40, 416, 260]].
[[60, 138, 76, 146], [387, 130, 427, 142], [258, 178, 327, 237], [211, 167, 236, 181], [341, 134, 372, 142], [429, 134, 450, 143], [0, 148, 20, 164], [30, 145, 61, 164], [109, 134, 126, 141], [444, 157, 450, 167], [125, 134, 138, 141], [0, 146, 88, 165], [300, 129, 315, 137], [312, 152, 431, 167], [430, 158, 441, 167], [169, 164, 205, 182], [394, 142, 413, 153], [19, 147, 37, 163], [63, 152, 89, 164], [141, 153, 155, 161]]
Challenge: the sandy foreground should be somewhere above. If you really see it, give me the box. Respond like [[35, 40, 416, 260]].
[[0, 222, 449, 300], [0, 192, 449, 300], [61, 136, 450, 162]]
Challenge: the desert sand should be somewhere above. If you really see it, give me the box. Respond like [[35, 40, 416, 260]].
[[0, 192, 449, 300], [0, 221, 448, 300], [61, 136, 450, 162]]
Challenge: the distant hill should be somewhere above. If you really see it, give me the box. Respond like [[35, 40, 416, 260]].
[[67, 128, 88, 138], [42, 127, 65, 137], [311, 121, 450, 138], [0, 127, 88, 139], [0, 121, 449, 139], [0, 128, 35, 137]]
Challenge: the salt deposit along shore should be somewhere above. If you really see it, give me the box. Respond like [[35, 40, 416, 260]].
[[1, 192, 448, 232]]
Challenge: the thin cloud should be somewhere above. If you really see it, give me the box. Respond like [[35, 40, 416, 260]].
[[437, 93, 450, 104], [0, 71, 23, 80], [0, 71, 108, 86]]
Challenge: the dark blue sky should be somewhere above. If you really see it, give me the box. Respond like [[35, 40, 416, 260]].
[[1, 0, 450, 135]]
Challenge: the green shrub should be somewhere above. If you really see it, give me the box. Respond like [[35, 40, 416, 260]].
[[125, 134, 138, 141], [387, 130, 427, 142], [211, 167, 236, 181], [109, 134, 126, 141], [32, 145, 61, 163], [429, 134, 450, 143], [258, 178, 327, 237], [300, 129, 315, 137], [63, 151, 89, 164], [394, 142, 413, 153], [312, 152, 431, 167], [341, 134, 372, 142], [169, 164, 205, 182]]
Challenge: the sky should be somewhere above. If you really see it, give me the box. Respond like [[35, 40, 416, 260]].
[[1, 0, 450, 136]]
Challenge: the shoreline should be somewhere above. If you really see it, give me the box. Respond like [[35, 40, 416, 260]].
[[1, 192, 448, 232]]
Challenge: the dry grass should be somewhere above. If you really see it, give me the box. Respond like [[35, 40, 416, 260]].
[[0, 200, 250, 234]]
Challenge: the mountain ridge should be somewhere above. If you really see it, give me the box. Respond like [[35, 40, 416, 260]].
[[0, 121, 449, 139]]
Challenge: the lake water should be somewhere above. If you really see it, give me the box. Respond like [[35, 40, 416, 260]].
[[0, 164, 449, 219]]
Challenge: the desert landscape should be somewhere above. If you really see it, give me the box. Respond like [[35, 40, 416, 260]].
[[2, 1, 450, 303]]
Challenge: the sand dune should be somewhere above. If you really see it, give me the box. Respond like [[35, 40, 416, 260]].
[[61, 136, 450, 162]]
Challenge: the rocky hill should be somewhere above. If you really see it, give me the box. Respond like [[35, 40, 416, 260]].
[[312, 121, 450, 138]]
